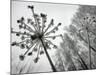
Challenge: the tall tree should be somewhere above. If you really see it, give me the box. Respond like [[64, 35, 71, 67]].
[[69, 5, 96, 69]]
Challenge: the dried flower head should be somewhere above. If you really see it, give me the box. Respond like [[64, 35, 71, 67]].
[[11, 5, 62, 62]]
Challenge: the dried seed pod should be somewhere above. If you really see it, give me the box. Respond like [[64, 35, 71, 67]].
[[40, 13, 46, 18], [26, 39, 30, 44], [28, 5, 34, 9], [34, 48, 37, 52], [19, 55, 25, 61], [31, 35, 37, 40], [40, 51, 44, 55], [17, 20, 21, 23], [23, 25, 26, 29], [31, 22, 34, 25], [27, 18, 32, 23], [53, 45, 57, 49], [93, 20, 96, 23], [28, 52, 32, 56], [21, 17, 24, 21], [55, 27, 58, 31], [26, 45, 30, 49], [52, 36, 56, 40], [34, 13, 39, 18], [50, 19, 54, 25], [60, 34, 63, 37], [20, 44, 25, 49], [34, 57, 39, 63], [19, 25, 23, 29], [83, 17, 86, 20], [16, 33, 20, 36], [52, 31, 55, 33], [21, 36, 25, 40], [58, 23, 62, 26], [11, 42, 17, 46]]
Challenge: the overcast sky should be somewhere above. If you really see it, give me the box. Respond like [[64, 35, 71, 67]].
[[11, 0, 79, 74]]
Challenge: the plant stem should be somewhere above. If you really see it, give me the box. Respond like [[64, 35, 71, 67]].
[[86, 27, 91, 69], [40, 39, 57, 72]]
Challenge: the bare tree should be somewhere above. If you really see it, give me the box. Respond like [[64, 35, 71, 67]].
[[68, 5, 96, 69]]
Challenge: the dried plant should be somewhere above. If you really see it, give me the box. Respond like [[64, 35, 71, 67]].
[[11, 5, 62, 72]]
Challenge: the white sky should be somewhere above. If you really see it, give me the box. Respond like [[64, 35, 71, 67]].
[[11, 0, 79, 74]]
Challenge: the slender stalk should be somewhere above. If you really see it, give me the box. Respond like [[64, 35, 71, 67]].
[[78, 30, 96, 52], [31, 7, 40, 32], [40, 39, 57, 72], [78, 24, 91, 69], [77, 53, 88, 69], [86, 27, 91, 69]]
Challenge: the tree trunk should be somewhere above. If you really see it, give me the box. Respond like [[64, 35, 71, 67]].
[[77, 53, 88, 69]]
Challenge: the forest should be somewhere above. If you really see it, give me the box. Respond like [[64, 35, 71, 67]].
[[55, 5, 96, 71]]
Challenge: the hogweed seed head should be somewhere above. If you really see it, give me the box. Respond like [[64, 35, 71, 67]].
[[11, 5, 62, 63]]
